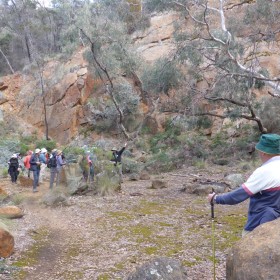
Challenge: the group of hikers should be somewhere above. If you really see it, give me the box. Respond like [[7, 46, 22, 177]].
[[7, 142, 127, 193], [6, 134, 280, 237], [8, 148, 66, 192]]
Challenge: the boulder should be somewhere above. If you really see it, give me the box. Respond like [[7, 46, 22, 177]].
[[225, 173, 244, 189], [77, 67, 87, 76], [150, 180, 167, 189], [42, 189, 69, 207], [126, 257, 187, 280], [129, 173, 140, 181], [191, 183, 228, 196], [68, 178, 90, 195], [0, 206, 24, 219], [0, 223, 14, 258], [227, 218, 280, 280], [94, 168, 121, 196], [140, 171, 150, 180]]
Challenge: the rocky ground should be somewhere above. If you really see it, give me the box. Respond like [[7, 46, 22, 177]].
[[0, 163, 250, 280]]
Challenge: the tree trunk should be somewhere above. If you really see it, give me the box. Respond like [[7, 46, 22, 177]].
[[0, 47, 15, 74], [38, 69, 49, 140]]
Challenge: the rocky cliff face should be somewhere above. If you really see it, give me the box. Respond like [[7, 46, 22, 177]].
[[0, 13, 179, 144], [0, 49, 96, 143], [0, 12, 279, 144]]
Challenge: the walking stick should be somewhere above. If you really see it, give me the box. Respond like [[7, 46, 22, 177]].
[[210, 188, 216, 280]]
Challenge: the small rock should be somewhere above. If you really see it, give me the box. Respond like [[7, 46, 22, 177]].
[[150, 180, 167, 189]]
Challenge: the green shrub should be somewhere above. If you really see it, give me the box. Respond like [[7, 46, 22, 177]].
[[123, 158, 142, 174], [142, 58, 183, 94], [135, 137, 150, 152], [145, 151, 173, 173], [2, 168, 8, 178], [19, 143, 30, 156], [210, 133, 227, 149], [150, 120, 181, 153], [11, 194, 24, 205], [35, 139, 56, 152], [0, 195, 5, 205], [193, 160, 206, 169], [20, 135, 38, 145], [186, 135, 209, 159]]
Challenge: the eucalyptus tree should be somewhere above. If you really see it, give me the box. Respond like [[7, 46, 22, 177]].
[[0, 0, 58, 72], [59, 0, 146, 139], [0, 28, 15, 74], [0, 0, 58, 137], [143, 0, 280, 133]]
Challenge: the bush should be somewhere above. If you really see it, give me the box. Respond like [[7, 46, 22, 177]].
[[123, 157, 142, 174], [2, 168, 8, 178], [62, 146, 85, 164], [145, 151, 173, 173], [35, 139, 56, 152], [185, 135, 209, 159], [150, 120, 181, 153], [142, 58, 183, 94]]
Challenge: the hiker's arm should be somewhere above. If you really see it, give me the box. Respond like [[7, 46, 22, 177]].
[[57, 156, 65, 166], [215, 186, 249, 205], [118, 146, 126, 156], [29, 156, 36, 165]]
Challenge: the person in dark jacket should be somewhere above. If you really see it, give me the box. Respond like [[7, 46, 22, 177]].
[[208, 134, 280, 237], [49, 149, 58, 189], [110, 143, 127, 183], [8, 154, 19, 184], [29, 148, 41, 192]]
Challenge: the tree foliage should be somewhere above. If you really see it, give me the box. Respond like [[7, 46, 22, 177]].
[[1, 0, 280, 136], [143, 0, 280, 133]]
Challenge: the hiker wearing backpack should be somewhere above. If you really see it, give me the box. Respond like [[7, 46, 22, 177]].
[[29, 149, 41, 192], [8, 154, 20, 183], [39, 148, 48, 183], [49, 149, 58, 189]]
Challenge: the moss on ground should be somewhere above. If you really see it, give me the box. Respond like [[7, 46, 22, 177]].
[[107, 211, 134, 221], [97, 273, 111, 280], [135, 200, 168, 215], [11, 227, 50, 279]]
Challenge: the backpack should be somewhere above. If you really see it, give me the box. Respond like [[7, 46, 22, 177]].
[[9, 157, 18, 168], [47, 156, 57, 168]]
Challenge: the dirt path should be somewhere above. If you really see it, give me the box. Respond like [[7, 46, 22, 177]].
[[1, 166, 249, 280]]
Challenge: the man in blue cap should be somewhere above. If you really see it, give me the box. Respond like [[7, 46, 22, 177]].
[[208, 133, 280, 236]]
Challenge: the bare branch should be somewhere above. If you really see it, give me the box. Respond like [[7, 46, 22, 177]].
[[194, 112, 226, 119], [172, 1, 206, 25], [225, 0, 256, 10], [79, 28, 130, 140], [268, 91, 280, 98], [0, 47, 15, 74]]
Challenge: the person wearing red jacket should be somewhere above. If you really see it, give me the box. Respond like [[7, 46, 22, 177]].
[[23, 150, 33, 178]]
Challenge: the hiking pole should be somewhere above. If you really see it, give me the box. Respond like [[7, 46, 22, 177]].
[[210, 188, 216, 280]]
